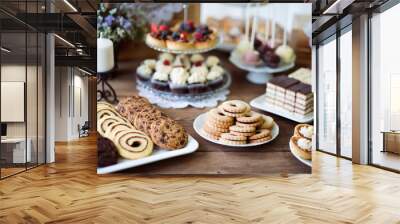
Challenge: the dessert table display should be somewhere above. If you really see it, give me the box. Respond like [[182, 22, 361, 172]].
[[98, 3, 312, 174]]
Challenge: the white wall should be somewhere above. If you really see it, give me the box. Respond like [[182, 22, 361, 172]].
[[54, 67, 89, 141]]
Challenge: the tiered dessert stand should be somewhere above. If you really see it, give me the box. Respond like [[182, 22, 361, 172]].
[[229, 53, 294, 84], [139, 31, 231, 108], [229, 3, 295, 84]]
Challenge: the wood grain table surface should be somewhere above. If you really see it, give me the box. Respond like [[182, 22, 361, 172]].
[[105, 44, 311, 175]]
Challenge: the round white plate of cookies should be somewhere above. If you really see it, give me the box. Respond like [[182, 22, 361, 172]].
[[193, 100, 279, 147]]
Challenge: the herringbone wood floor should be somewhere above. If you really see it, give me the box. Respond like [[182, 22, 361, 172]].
[[0, 135, 399, 224]]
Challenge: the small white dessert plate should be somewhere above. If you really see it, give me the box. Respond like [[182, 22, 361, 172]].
[[193, 112, 279, 147], [250, 94, 313, 123], [289, 141, 312, 167], [97, 135, 199, 174]]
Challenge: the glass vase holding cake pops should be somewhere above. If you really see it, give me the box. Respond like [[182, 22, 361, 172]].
[[230, 4, 296, 84], [138, 4, 231, 108]]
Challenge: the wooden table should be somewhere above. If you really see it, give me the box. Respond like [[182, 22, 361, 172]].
[[106, 44, 311, 175]]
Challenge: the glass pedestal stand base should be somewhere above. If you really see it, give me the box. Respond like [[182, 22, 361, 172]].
[[246, 72, 274, 84], [229, 54, 295, 85]]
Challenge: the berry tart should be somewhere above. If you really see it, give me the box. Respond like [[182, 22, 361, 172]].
[[146, 21, 219, 51], [146, 24, 171, 48], [193, 25, 217, 50]]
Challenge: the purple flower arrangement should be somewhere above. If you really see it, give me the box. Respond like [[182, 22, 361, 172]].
[[97, 4, 147, 43]]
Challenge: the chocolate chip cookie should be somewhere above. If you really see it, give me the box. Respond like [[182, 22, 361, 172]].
[[149, 118, 188, 150]]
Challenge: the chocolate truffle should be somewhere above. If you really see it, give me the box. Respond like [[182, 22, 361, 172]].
[[97, 133, 118, 167]]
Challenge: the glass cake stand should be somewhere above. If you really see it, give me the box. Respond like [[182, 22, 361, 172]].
[[229, 52, 295, 85], [136, 72, 232, 108], [145, 36, 222, 55]]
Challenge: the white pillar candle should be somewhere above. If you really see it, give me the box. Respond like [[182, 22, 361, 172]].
[[97, 38, 115, 73]]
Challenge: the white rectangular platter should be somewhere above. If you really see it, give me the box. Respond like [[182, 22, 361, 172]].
[[250, 94, 313, 123], [97, 135, 199, 174]]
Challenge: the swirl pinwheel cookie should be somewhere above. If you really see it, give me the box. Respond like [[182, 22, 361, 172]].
[[114, 129, 153, 160], [97, 115, 133, 137]]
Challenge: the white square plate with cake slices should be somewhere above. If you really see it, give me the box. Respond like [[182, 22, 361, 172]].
[[97, 136, 199, 174], [193, 112, 279, 147], [250, 94, 313, 123]]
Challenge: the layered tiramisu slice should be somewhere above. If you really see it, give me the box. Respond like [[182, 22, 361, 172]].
[[284, 83, 309, 112], [266, 76, 286, 105], [266, 76, 299, 106], [294, 84, 313, 115]]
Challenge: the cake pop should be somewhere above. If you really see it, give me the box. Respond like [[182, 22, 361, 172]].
[[275, 45, 295, 64], [235, 39, 252, 55], [262, 51, 280, 68], [243, 50, 261, 66]]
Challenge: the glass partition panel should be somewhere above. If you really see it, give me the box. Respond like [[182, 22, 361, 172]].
[[339, 29, 352, 158], [370, 4, 400, 171], [1, 31, 27, 177], [0, 0, 46, 179], [317, 37, 337, 154], [38, 32, 46, 165], [27, 31, 38, 169]]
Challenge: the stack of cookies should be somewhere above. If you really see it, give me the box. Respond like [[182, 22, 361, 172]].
[[97, 102, 154, 161], [116, 96, 188, 150], [202, 100, 275, 145]]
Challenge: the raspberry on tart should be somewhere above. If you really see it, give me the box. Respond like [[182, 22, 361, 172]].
[[146, 24, 171, 48], [193, 26, 217, 49], [179, 20, 195, 33]]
